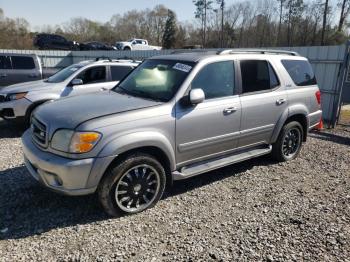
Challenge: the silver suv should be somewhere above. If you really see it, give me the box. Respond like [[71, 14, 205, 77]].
[[22, 50, 322, 216], [0, 59, 139, 124]]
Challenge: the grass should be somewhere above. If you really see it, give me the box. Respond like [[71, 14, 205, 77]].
[[339, 109, 350, 125]]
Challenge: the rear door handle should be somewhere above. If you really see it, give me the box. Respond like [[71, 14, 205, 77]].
[[223, 107, 238, 114], [0, 74, 7, 78], [276, 99, 286, 105]]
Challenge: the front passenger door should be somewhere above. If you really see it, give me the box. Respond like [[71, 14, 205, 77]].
[[62, 66, 111, 97], [175, 61, 241, 166]]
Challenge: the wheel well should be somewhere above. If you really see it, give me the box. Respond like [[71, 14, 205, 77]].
[[105, 146, 173, 188], [285, 114, 308, 142]]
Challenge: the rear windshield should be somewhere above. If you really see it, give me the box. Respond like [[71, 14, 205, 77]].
[[281, 59, 317, 86], [11, 56, 36, 70]]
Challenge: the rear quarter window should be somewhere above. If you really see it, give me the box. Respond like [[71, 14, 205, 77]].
[[11, 56, 36, 70], [281, 59, 317, 86]]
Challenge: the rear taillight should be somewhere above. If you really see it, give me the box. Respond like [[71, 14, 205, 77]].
[[315, 90, 321, 105]]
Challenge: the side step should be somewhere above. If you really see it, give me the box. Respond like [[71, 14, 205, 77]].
[[173, 145, 272, 180]]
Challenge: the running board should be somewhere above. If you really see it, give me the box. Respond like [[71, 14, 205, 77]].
[[173, 145, 272, 180]]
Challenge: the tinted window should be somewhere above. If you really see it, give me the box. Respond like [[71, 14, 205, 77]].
[[11, 56, 35, 70], [191, 61, 234, 99], [281, 60, 317, 86], [77, 66, 106, 84], [116, 59, 194, 102], [111, 66, 133, 81], [240, 60, 279, 93], [0, 56, 12, 69]]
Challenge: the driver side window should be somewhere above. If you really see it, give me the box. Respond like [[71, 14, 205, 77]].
[[191, 61, 235, 100], [76, 66, 106, 85]]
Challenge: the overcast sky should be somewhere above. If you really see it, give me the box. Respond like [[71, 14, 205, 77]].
[[0, 0, 340, 30], [0, 0, 199, 29]]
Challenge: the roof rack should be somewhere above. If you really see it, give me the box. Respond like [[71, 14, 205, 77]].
[[170, 50, 216, 55], [217, 49, 299, 56], [95, 56, 112, 61]]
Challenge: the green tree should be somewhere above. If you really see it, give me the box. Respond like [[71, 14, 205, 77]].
[[162, 10, 177, 49], [193, 0, 213, 47]]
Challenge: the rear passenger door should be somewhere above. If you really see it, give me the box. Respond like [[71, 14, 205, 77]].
[[176, 61, 241, 165], [238, 59, 287, 147]]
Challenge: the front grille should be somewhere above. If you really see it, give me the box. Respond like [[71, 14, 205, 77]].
[[0, 95, 5, 103], [31, 117, 48, 148]]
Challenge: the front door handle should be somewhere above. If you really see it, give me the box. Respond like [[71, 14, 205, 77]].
[[0, 74, 7, 78], [276, 99, 286, 105], [223, 107, 238, 114]]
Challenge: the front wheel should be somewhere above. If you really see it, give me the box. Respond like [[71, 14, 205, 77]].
[[98, 153, 166, 217], [271, 121, 303, 162]]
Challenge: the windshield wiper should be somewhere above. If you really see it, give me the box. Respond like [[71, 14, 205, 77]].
[[115, 86, 164, 102]]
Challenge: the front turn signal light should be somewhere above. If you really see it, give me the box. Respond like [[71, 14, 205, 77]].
[[69, 132, 101, 153]]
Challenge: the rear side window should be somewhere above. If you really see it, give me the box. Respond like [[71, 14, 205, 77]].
[[240, 60, 280, 94], [281, 60, 316, 86], [11, 56, 36, 70], [111, 66, 133, 81], [191, 61, 235, 99], [0, 56, 12, 69]]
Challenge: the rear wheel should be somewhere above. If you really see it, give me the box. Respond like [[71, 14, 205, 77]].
[[98, 153, 166, 217], [271, 121, 303, 162]]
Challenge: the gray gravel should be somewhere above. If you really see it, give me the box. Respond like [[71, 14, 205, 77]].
[[0, 119, 349, 261]]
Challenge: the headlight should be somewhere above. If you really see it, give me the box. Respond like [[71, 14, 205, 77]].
[[7, 92, 28, 101], [51, 130, 101, 153]]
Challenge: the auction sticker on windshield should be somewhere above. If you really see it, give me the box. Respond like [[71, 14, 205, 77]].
[[173, 63, 192, 73]]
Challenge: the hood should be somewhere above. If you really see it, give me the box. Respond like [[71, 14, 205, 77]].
[[0, 80, 54, 94], [34, 91, 163, 132]]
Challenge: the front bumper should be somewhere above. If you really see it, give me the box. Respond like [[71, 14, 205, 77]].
[[22, 130, 99, 196], [0, 98, 32, 119]]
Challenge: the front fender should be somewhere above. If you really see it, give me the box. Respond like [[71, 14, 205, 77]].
[[98, 131, 176, 171]]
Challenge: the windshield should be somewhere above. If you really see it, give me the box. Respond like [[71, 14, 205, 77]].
[[114, 59, 195, 102], [46, 64, 85, 83]]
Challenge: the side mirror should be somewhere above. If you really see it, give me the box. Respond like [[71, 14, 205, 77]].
[[189, 89, 205, 105], [71, 78, 83, 86]]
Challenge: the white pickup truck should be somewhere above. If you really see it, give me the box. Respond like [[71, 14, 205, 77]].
[[115, 39, 162, 51]]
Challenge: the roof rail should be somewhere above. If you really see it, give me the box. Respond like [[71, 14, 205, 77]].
[[95, 56, 112, 61], [170, 49, 216, 55], [217, 49, 299, 56]]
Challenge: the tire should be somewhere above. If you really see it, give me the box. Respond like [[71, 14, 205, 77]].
[[271, 121, 304, 162], [98, 153, 166, 217], [123, 47, 131, 51]]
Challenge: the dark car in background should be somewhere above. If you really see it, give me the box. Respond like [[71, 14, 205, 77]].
[[33, 34, 79, 51], [79, 42, 117, 51]]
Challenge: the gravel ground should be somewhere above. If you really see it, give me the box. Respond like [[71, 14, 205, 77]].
[[0, 119, 349, 261]]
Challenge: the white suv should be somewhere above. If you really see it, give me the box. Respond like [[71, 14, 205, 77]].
[[0, 59, 140, 125]]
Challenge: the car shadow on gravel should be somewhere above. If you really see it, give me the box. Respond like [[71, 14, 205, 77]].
[[0, 156, 274, 241], [0, 119, 25, 138], [309, 130, 350, 146]]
